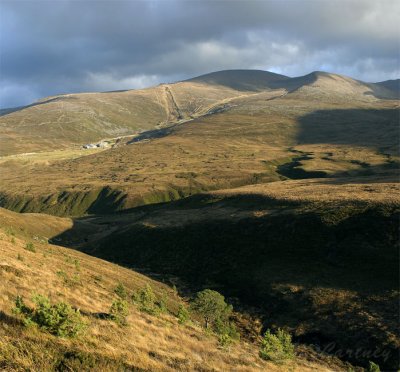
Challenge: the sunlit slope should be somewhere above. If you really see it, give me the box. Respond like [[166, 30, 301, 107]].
[[1, 70, 397, 156], [0, 70, 289, 156], [1, 206, 339, 371], [0, 82, 244, 156]]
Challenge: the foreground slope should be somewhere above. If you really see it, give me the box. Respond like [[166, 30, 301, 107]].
[[0, 207, 340, 371]]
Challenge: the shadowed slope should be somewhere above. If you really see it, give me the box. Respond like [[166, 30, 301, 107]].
[[51, 182, 399, 370], [371, 79, 400, 98]]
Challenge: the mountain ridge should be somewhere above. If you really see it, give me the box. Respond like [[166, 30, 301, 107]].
[[2, 69, 398, 112], [1, 69, 398, 156]]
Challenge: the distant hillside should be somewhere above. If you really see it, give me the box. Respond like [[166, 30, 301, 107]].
[[372, 79, 400, 98], [1, 69, 398, 156], [0, 81, 245, 155]]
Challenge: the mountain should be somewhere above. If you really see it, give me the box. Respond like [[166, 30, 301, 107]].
[[0, 69, 397, 156]]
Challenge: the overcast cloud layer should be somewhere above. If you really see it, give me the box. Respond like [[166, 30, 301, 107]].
[[0, 0, 399, 108]]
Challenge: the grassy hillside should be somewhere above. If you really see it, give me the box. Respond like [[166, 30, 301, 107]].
[[0, 71, 282, 156], [1, 207, 346, 371]]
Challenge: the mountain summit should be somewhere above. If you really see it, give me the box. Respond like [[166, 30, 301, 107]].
[[185, 69, 290, 91]]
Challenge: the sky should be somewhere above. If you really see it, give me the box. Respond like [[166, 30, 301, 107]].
[[0, 0, 399, 108]]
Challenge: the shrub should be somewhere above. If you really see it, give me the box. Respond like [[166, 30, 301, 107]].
[[132, 284, 158, 315], [13, 295, 86, 337], [14, 295, 32, 316], [56, 270, 81, 288], [259, 328, 295, 362], [93, 274, 102, 282], [24, 242, 36, 252], [215, 318, 240, 340], [157, 291, 168, 313], [218, 333, 234, 348], [177, 304, 190, 324], [114, 283, 127, 299], [190, 289, 232, 329], [109, 298, 129, 325], [73, 259, 80, 272], [56, 351, 97, 370], [55, 350, 128, 370], [367, 361, 380, 372]]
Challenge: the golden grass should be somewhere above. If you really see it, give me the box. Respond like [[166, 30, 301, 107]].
[[0, 213, 335, 371], [213, 177, 400, 205]]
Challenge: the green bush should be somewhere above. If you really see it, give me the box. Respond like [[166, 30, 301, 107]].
[[259, 328, 295, 362], [157, 291, 168, 313], [14, 295, 31, 316], [24, 242, 36, 252], [56, 270, 81, 288], [56, 351, 97, 370], [114, 283, 127, 299], [215, 318, 240, 340], [177, 304, 190, 324], [109, 298, 129, 325], [5, 227, 15, 236], [13, 295, 86, 337], [218, 333, 234, 348], [132, 284, 159, 315], [73, 259, 80, 272], [190, 289, 232, 329], [367, 361, 380, 372]]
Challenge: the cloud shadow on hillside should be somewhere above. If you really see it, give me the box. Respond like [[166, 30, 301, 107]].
[[295, 108, 399, 154]]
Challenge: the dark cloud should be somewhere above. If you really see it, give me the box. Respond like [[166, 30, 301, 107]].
[[0, 0, 399, 107]]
